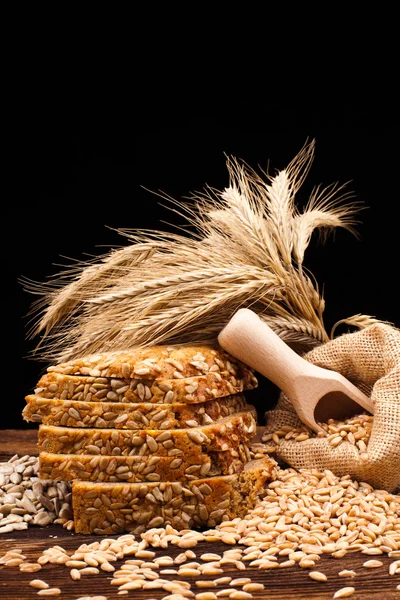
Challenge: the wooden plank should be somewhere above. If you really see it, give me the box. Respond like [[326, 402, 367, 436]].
[[0, 429, 38, 457], [1, 430, 399, 599], [0, 527, 398, 599]]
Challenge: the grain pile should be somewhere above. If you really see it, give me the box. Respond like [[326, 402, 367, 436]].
[[262, 414, 374, 461], [23, 344, 276, 533]]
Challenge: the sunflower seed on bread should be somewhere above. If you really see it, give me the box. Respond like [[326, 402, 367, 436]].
[[72, 457, 275, 534], [37, 410, 257, 457], [23, 394, 251, 429]]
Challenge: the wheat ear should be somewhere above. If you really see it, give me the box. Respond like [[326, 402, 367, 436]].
[[23, 139, 380, 362]]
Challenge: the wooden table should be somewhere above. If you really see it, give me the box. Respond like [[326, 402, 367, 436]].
[[0, 430, 398, 599]]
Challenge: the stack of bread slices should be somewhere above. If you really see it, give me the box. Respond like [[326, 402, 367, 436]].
[[23, 345, 275, 535]]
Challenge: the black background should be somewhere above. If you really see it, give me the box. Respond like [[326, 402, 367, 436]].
[[7, 102, 398, 429]]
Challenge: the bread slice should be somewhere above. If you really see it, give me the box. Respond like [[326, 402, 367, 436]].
[[39, 444, 252, 483], [23, 393, 251, 429], [37, 410, 257, 458], [33, 366, 257, 405], [72, 458, 276, 534], [47, 344, 254, 382]]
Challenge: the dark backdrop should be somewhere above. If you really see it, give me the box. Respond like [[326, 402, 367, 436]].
[[6, 104, 398, 429]]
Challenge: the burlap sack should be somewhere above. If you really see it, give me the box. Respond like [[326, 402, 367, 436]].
[[264, 323, 400, 493]]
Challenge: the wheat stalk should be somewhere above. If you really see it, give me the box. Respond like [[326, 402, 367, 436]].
[[23, 139, 381, 362], [330, 314, 391, 338]]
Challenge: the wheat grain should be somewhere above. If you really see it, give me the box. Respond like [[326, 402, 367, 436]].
[[309, 571, 328, 581], [242, 583, 264, 592], [229, 578, 252, 587], [389, 560, 400, 575], [262, 413, 374, 455], [29, 579, 49, 589], [362, 560, 383, 568], [177, 567, 201, 577], [213, 577, 232, 585], [75, 597, 107, 600], [333, 587, 355, 598], [229, 591, 253, 600], [200, 553, 222, 562]]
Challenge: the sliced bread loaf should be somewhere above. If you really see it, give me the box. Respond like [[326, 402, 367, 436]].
[[72, 457, 276, 534], [23, 393, 251, 429], [37, 410, 257, 457]]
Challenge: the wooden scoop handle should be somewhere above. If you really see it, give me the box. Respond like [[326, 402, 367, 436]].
[[218, 308, 374, 433], [218, 308, 313, 397]]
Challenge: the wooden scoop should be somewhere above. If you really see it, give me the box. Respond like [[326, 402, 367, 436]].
[[218, 308, 375, 434]]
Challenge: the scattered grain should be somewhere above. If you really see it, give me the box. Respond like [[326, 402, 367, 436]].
[[178, 567, 201, 577], [280, 560, 296, 568], [308, 571, 327, 582], [178, 539, 199, 549], [200, 553, 222, 562], [29, 579, 49, 589], [229, 592, 253, 600], [70, 568, 81, 580], [135, 549, 155, 559], [79, 567, 99, 575], [243, 583, 264, 592], [389, 560, 400, 575], [362, 560, 383, 568], [333, 587, 356, 598], [195, 581, 216, 588], [201, 566, 224, 576], [214, 577, 232, 585], [20, 562, 42, 573], [230, 578, 252, 586], [195, 593, 218, 600]]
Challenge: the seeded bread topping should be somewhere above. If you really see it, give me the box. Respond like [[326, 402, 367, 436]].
[[39, 445, 252, 483], [47, 345, 253, 381], [23, 394, 251, 429], [37, 367, 257, 405], [72, 458, 275, 534], [37, 411, 257, 459]]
